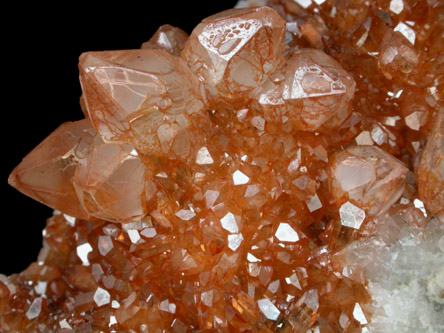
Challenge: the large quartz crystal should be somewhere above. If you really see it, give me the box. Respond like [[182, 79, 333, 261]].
[[8, 119, 95, 220], [73, 135, 149, 222], [79, 50, 210, 161], [182, 6, 286, 107], [329, 145, 408, 216], [3, 1, 443, 332], [251, 48, 356, 132]]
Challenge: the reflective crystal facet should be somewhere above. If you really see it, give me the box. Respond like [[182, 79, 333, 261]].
[[8, 119, 95, 219], [329, 145, 408, 216], [141, 24, 189, 56], [252, 48, 356, 131], [73, 137, 148, 222], [182, 6, 286, 106], [340, 202, 366, 229], [79, 49, 210, 160], [257, 298, 280, 321]]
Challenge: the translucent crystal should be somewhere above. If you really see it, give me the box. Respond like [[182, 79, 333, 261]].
[[340, 202, 366, 229], [379, 29, 418, 79], [275, 223, 299, 242], [73, 137, 148, 222], [257, 298, 280, 320], [196, 147, 214, 165], [220, 212, 239, 233], [93, 287, 111, 307], [353, 303, 368, 325], [59, 319, 72, 329], [389, 0, 404, 14], [77, 242, 93, 265], [228, 233, 244, 251], [306, 193, 322, 212], [285, 272, 302, 289], [127, 229, 141, 244], [182, 6, 286, 106], [251, 48, 356, 131], [8, 119, 95, 219], [394, 22, 416, 45], [159, 299, 176, 314], [141, 24, 188, 56], [355, 131, 373, 145], [26, 297, 42, 320], [175, 209, 196, 221], [232, 170, 250, 185], [5, 1, 444, 331], [98, 235, 113, 256], [140, 228, 157, 238], [79, 49, 210, 160], [329, 145, 408, 216]]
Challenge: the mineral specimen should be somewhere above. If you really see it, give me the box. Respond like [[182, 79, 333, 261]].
[[3, 0, 443, 331]]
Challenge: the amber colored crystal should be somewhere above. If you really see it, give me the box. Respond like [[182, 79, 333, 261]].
[[182, 6, 286, 107], [73, 136, 149, 222], [329, 145, 408, 216], [418, 109, 444, 220], [4, 2, 444, 332], [79, 49, 210, 160], [251, 48, 356, 132], [141, 24, 189, 56], [8, 119, 95, 220], [379, 28, 419, 82]]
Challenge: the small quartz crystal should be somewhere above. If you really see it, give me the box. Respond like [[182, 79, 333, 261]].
[[275, 223, 299, 242], [257, 298, 280, 321], [340, 202, 366, 229], [93, 287, 111, 307], [141, 24, 189, 56], [26, 298, 42, 320]]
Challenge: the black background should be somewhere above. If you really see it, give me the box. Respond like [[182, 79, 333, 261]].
[[2, 1, 239, 275]]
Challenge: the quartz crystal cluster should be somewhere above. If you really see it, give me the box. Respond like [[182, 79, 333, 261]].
[[2, 0, 443, 331]]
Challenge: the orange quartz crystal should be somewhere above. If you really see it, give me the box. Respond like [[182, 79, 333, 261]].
[[3, 1, 443, 332], [141, 24, 189, 57]]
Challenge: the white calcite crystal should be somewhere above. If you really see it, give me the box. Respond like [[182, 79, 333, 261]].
[[337, 214, 444, 332]]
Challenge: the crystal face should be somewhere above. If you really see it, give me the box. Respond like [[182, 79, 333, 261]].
[[79, 49, 210, 161], [73, 136, 148, 222], [251, 48, 356, 132], [182, 6, 286, 107], [8, 119, 95, 220], [4, 1, 444, 331], [141, 24, 189, 57], [329, 145, 408, 216]]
